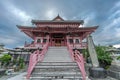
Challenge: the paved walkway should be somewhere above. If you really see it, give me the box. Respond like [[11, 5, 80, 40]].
[[7, 72, 26, 80], [0, 72, 26, 80]]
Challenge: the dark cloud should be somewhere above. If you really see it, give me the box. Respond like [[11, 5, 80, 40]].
[[0, 0, 120, 48]]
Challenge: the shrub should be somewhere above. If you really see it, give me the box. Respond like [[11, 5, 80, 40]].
[[117, 56, 120, 60], [95, 46, 112, 69], [0, 54, 11, 67]]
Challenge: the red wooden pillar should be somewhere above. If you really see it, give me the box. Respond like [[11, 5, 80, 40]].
[[50, 33, 52, 46], [80, 37, 82, 47], [72, 36, 74, 48]]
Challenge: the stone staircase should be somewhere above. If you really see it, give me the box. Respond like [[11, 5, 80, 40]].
[[43, 47, 72, 62], [30, 47, 83, 80]]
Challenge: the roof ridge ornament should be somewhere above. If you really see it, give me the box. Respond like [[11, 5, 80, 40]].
[[52, 14, 64, 21]]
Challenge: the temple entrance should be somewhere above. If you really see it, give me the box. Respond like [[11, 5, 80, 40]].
[[55, 39, 61, 46], [51, 33, 66, 46]]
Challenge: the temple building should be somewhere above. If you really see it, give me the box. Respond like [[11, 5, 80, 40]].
[[17, 15, 97, 49], [15, 15, 98, 80]]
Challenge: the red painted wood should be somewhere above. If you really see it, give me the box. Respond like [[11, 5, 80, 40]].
[[67, 41, 86, 80], [26, 42, 49, 79]]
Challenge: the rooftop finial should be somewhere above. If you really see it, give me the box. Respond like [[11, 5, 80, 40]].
[[52, 14, 64, 21], [58, 14, 59, 17]]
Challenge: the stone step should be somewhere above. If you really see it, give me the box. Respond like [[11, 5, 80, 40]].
[[30, 79, 78, 80], [43, 47, 72, 62], [48, 47, 68, 49], [30, 46, 83, 80], [33, 67, 80, 72], [36, 62, 77, 66], [30, 76, 82, 79], [37, 62, 77, 65], [31, 72, 81, 77], [34, 65, 79, 69]]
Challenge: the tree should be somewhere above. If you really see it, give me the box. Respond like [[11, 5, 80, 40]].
[[0, 54, 11, 67], [95, 46, 112, 69], [117, 56, 120, 60]]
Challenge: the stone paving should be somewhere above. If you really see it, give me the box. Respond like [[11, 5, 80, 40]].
[[0, 72, 26, 80], [90, 77, 118, 80]]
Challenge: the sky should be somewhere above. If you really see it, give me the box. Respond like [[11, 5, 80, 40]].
[[0, 0, 120, 48]]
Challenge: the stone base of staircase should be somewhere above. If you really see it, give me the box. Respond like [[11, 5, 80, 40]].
[[27, 47, 90, 80], [30, 62, 85, 80]]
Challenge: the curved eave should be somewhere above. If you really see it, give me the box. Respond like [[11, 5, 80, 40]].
[[79, 26, 98, 32], [17, 25, 35, 39], [79, 26, 98, 29], [17, 25, 34, 29]]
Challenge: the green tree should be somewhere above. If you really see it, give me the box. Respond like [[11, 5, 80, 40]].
[[0, 54, 11, 67], [18, 58, 25, 69], [117, 56, 120, 60], [95, 46, 112, 69]]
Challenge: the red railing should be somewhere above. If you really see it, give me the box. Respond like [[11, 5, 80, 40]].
[[74, 50, 86, 80], [25, 43, 45, 47], [67, 42, 75, 61], [38, 42, 49, 61], [26, 50, 40, 79], [26, 42, 49, 79], [67, 42, 86, 80]]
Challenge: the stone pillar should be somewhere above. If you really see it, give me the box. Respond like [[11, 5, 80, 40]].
[[87, 35, 99, 67], [108, 52, 120, 79], [87, 35, 106, 78]]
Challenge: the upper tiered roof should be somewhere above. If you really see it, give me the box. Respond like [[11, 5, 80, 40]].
[[17, 15, 98, 39], [52, 14, 64, 21], [31, 15, 84, 25]]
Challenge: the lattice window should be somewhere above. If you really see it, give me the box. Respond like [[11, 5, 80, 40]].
[[75, 39, 79, 44], [69, 39, 73, 44], [37, 39, 41, 43], [43, 39, 47, 43]]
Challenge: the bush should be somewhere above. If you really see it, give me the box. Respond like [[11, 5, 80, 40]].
[[95, 46, 112, 69], [84, 45, 113, 69], [18, 58, 25, 69], [0, 54, 11, 67], [117, 56, 120, 60]]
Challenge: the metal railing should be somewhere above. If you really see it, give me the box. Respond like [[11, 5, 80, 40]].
[[67, 42, 86, 80], [26, 49, 40, 79], [26, 42, 49, 79]]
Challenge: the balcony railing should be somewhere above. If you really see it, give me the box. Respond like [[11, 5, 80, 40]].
[[68, 42, 87, 49]]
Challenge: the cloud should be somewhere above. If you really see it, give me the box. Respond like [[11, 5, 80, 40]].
[[115, 28, 120, 38], [0, 0, 120, 48], [0, 32, 32, 48], [45, 9, 57, 19], [83, 13, 96, 26], [93, 1, 120, 45], [113, 44, 120, 48], [1, 1, 32, 25], [0, 35, 19, 45]]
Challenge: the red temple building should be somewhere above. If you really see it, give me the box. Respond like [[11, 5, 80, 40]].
[[17, 15, 98, 80]]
